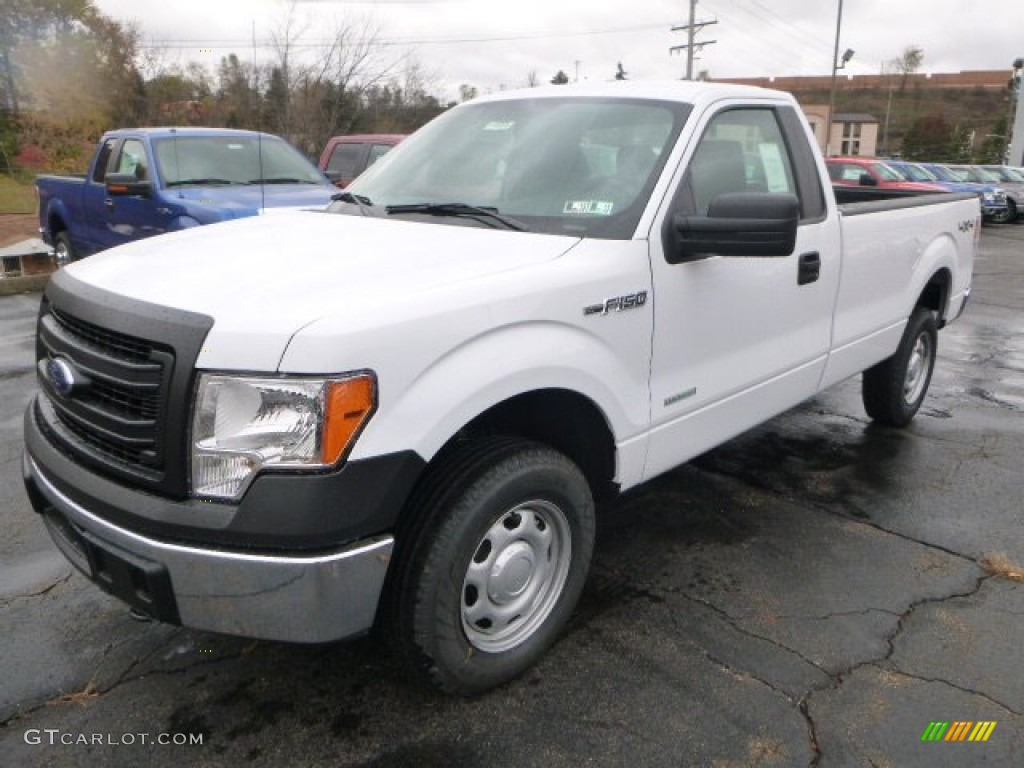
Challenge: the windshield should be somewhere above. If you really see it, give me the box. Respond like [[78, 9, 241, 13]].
[[927, 164, 958, 182], [871, 162, 904, 182], [896, 163, 936, 182], [968, 167, 1001, 183], [153, 135, 325, 187], [340, 97, 691, 238]]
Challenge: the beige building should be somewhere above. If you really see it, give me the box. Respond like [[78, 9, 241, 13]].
[[801, 105, 879, 157]]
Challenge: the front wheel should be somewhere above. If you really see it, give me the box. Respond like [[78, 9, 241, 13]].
[[388, 437, 595, 695], [862, 306, 938, 427], [992, 203, 1014, 225], [53, 232, 75, 267]]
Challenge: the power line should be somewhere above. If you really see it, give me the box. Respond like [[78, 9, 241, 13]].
[[136, 22, 670, 51]]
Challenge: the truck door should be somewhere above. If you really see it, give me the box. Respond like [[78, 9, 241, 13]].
[[99, 138, 166, 250], [81, 138, 117, 255], [644, 104, 841, 480]]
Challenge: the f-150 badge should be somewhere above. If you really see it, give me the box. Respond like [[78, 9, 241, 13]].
[[583, 291, 648, 316]]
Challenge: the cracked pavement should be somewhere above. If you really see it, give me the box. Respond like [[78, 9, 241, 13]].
[[1, 225, 1022, 766]]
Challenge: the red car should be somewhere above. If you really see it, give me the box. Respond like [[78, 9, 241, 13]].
[[318, 134, 405, 188], [826, 157, 944, 192]]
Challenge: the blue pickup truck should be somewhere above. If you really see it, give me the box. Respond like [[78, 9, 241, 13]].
[[37, 127, 338, 264]]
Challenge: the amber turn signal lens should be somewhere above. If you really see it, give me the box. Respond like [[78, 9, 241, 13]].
[[322, 375, 376, 464]]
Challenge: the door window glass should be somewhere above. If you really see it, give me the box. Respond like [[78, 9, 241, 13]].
[[115, 139, 148, 181], [327, 143, 364, 177], [685, 109, 797, 215]]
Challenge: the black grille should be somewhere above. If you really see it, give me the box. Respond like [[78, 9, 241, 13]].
[[38, 306, 172, 475], [50, 307, 154, 362], [36, 271, 214, 498]]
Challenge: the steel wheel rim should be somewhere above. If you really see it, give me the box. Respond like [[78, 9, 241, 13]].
[[461, 499, 571, 653], [54, 240, 70, 268], [903, 332, 932, 404]]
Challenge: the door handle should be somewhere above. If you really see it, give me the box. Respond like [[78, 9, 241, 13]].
[[104, 198, 115, 211], [798, 252, 820, 286]]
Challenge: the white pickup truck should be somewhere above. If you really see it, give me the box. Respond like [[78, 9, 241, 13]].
[[24, 81, 977, 694]]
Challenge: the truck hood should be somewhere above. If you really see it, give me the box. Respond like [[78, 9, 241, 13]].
[[173, 183, 336, 218], [65, 211, 581, 370]]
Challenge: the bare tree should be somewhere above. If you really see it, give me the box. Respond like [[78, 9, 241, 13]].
[[269, 1, 395, 153], [891, 45, 924, 92]]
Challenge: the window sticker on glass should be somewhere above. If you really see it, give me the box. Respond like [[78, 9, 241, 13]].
[[563, 200, 614, 215], [758, 143, 791, 193], [483, 121, 515, 131]]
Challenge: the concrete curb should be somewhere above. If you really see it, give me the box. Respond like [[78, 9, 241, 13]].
[[0, 273, 50, 296]]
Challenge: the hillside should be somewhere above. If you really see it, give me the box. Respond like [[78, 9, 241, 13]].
[[794, 84, 1010, 157]]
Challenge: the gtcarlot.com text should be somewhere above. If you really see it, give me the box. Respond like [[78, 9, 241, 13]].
[[24, 729, 203, 746]]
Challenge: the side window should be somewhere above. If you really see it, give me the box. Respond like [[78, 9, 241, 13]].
[[683, 108, 797, 216], [91, 139, 117, 183], [840, 165, 864, 182], [367, 143, 394, 168], [327, 142, 364, 177], [115, 139, 148, 181]]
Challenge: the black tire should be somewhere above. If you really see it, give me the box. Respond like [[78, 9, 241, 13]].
[[53, 231, 75, 267], [992, 203, 1014, 225], [386, 436, 595, 695], [862, 306, 938, 427]]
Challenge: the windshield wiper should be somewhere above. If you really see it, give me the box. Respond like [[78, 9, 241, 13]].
[[385, 203, 528, 232], [165, 178, 240, 187], [332, 191, 375, 216], [247, 177, 320, 185]]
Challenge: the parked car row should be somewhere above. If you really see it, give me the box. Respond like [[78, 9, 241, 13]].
[[825, 156, 1023, 224]]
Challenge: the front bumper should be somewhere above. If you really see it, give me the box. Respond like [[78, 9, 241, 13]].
[[25, 453, 394, 643]]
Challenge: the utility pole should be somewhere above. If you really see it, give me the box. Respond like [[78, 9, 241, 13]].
[[670, 0, 717, 80], [1007, 58, 1024, 165], [824, 0, 846, 157]]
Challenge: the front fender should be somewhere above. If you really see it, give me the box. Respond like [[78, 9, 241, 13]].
[[349, 321, 650, 488]]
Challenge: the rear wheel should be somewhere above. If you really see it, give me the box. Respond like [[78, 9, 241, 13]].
[[387, 437, 595, 695], [862, 306, 938, 427]]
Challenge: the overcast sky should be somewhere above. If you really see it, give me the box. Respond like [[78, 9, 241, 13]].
[[92, 0, 1024, 100]]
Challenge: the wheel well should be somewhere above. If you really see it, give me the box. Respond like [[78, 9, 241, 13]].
[[49, 214, 67, 236], [917, 269, 951, 327], [448, 389, 618, 501]]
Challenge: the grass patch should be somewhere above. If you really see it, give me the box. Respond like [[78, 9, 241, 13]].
[[0, 174, 36, 214]]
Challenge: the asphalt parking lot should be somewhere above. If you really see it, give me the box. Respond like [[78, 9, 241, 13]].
[[1, 223, 1022, 767]]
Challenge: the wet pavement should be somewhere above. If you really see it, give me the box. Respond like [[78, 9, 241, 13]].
[[1, 224, 1022, 766]]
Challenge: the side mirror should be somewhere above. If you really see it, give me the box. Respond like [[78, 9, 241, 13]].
[[858, 172, 878, 187], [666, 193, 799, 263], [106, 173, 153, 198]]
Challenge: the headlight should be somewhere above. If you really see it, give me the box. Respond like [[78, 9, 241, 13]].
[[191, 372, 375, 500]]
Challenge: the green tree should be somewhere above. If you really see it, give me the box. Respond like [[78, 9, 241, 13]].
[[550, 70, 569, 85], [902, 114, 954, 161], [978, 115, 1009, 164]]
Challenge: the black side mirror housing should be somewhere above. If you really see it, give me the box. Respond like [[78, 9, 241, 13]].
[[106, 173, 153, 198], [666, 193, 799, 263], [858, 172, 878, 187]]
